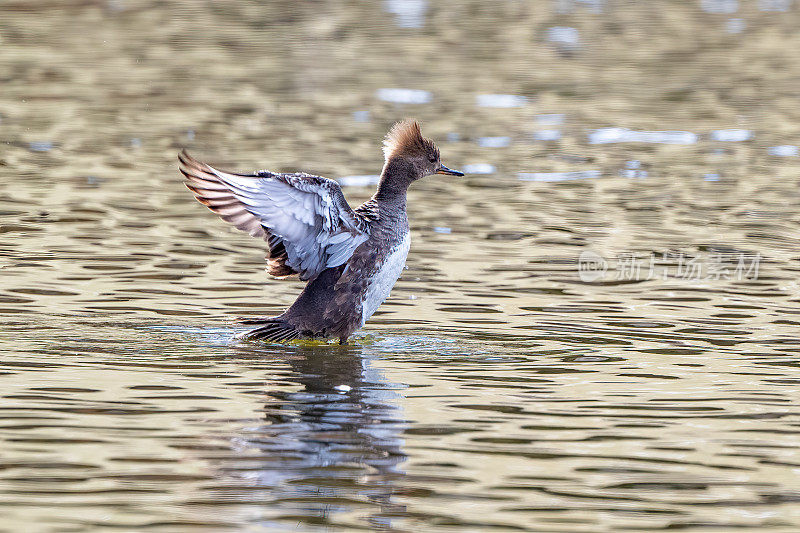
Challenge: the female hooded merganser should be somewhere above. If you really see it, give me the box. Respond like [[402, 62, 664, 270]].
[[179, 120, 463, 344]]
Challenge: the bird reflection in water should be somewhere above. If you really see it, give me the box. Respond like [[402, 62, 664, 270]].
[[227, 343, 408, 530]]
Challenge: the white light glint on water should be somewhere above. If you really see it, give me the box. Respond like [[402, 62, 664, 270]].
[[588, 128, 697, 145], [352, 110, 370, 122], [376, 88, 432, 104], [477, 137, 511, 148], [476, 94, 527, 108], [726, 18, 746, 33], [384, 0, 427, 28], [533, 130, 562, 141], [518, 170, 602, 182], [462, 163, 496, 174], [536, 114, 565, 125], [701, 0, 738, 13], [768, 145, 799, 157], [710, 129, 752, 142], [338, 175, 380, 187], [546, 26, 580, 46], [759, 0, 792, 11]]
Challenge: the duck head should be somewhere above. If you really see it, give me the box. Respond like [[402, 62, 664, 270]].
[[380, 120, 464, 183]]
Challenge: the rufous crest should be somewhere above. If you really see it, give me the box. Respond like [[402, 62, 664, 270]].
[[382, 120, 440, 161]]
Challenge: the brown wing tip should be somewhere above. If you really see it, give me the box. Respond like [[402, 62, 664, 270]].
[[179, 150, 269, 241], [179, 151, 224, 203], [178, 149, 205, 175], [178, 150, 221, 190], [177, 149, 194, 168]]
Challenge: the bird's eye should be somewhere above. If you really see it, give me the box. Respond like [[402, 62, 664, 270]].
[[429, 157, 436, 163]]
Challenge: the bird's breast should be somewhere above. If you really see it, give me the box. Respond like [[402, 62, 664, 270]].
[[360, 232, 411, 326]]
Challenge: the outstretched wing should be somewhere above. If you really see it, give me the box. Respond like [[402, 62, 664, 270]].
[[179, 151, 369, 281]]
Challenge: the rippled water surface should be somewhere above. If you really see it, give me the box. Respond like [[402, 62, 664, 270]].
[[3, 1, 800, 531]]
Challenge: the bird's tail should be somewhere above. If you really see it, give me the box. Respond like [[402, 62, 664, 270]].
[[236, 317, 300, 343]]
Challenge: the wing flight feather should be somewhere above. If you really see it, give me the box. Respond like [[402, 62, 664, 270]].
[[179, 151, 369, 280]]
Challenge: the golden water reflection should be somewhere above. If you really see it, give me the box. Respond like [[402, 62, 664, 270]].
[[3, 1, 800, 531]]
